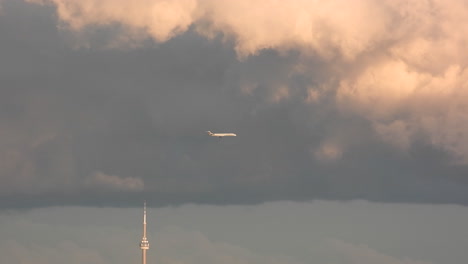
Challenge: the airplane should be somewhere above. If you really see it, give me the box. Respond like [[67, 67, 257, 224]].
[[206, 131, 237, 138]]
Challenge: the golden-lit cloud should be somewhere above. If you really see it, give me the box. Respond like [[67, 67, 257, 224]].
[[28, 0, 199, 42], [26, 0, 468, 61], [26, 0, 468, 162], [197, 0, 392, 59], [338, 61, 468, 162], [28, 0, 393, 59]]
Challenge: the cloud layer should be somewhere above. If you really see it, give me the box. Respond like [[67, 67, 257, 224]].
[[0, 0, 467, 207]]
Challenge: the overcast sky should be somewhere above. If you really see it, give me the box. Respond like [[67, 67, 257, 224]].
[[1, 0, 468, 208], [2, 0, 468, 263]]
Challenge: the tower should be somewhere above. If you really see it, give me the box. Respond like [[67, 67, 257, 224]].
[[139, 201, 149, 264]]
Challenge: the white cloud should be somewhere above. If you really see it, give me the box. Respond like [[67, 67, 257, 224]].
[[84, 171, 144, 192]]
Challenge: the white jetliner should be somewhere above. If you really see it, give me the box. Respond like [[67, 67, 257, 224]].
[[206, 131, 237, 138]]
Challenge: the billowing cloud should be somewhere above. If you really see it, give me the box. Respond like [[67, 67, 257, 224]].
[[27, 0, 468, 62], [338, 61, 468, 162], [25, 0, 468, 161], [0, 0, 468, 207], [28, 0, 395, 59], [27, 0, 199, 42]]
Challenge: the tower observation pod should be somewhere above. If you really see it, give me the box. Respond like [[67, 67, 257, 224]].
[[140, 201, 149, 264]]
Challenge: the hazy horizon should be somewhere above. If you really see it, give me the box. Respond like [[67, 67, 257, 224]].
[[2, 200, 467, 264]]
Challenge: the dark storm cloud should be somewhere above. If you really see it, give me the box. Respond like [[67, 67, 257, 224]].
[[0, 0, 468, 208]]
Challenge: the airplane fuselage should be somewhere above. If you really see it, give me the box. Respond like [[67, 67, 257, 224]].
[[206, 131, 237, 138]]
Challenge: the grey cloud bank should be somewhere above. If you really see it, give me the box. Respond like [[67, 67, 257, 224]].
[[0, 0, 467, 208]]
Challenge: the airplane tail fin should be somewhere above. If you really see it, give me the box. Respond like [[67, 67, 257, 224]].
[[206, 131, 213, 136]]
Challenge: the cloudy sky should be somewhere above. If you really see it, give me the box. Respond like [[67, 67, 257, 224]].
[[1, 0, 468, 263]]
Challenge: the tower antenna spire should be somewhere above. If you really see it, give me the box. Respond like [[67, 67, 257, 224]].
[[143, 201, 147, 238], [139, 201, 149, 264]]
